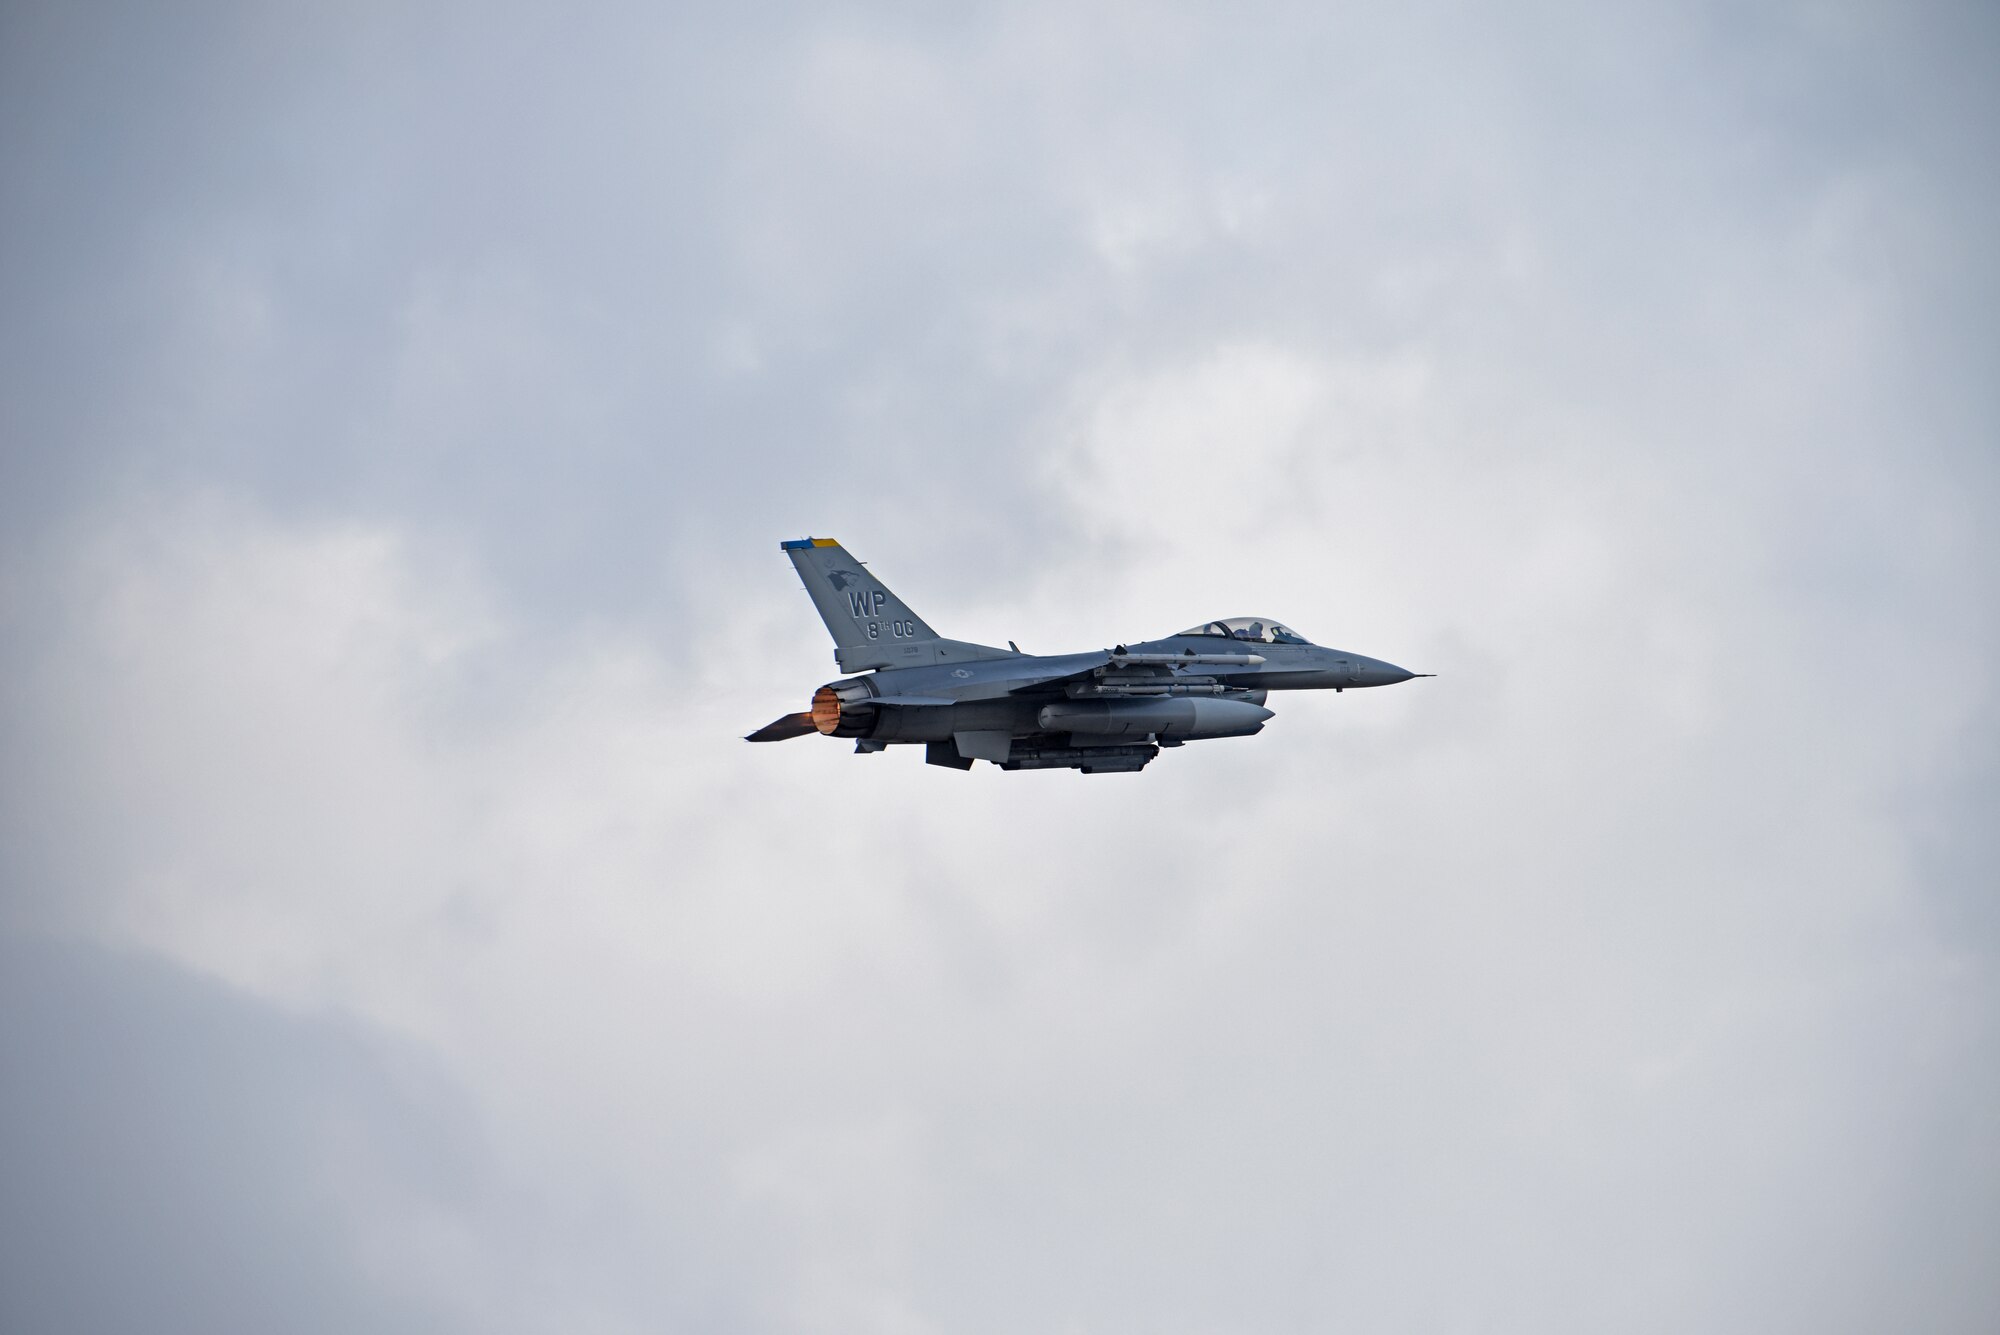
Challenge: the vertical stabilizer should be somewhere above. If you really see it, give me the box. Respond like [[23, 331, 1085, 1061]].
[[781, 538, 1013, 671]]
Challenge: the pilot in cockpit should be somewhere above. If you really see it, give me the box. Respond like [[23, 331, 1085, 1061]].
[[1175, 617, 1313, 646]]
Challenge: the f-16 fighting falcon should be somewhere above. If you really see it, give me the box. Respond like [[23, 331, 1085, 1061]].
[[747, 538, 1431, 774]]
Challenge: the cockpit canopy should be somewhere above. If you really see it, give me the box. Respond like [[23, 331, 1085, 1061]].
[[1174, 616, 1312, 645]]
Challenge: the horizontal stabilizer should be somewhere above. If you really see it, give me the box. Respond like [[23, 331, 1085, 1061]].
[[745, 712, 817, 742], [867, 695, 955, 707]]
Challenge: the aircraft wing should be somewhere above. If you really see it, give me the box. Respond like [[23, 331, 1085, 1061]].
[[1006, 648, 1263, 698]]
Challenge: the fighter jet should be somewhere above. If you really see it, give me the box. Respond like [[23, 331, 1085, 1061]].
[[747, 538, 1429, 773]]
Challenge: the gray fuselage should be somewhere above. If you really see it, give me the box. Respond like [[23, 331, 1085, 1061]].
[[822, 637, 1416, 748]]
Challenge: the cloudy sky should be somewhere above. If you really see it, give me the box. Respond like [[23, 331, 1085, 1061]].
[[3, 2, 1995, 1331]]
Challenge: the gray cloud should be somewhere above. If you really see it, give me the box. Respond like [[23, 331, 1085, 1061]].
[[0, 939, 480, 1334]]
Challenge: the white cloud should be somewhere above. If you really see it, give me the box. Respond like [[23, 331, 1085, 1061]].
[[7, 445, 1990, 1328]]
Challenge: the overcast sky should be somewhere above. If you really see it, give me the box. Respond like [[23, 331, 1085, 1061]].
[[3, 2, 1996, 1332]]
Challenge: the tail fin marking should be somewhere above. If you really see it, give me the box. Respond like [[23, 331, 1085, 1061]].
[[780, 538, 1013, 671]]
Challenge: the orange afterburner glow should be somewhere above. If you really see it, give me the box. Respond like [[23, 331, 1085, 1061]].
[[811, 686, 843, 734]]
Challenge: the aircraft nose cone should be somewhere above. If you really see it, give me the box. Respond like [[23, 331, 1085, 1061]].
[[1365, 658, 1418, 686]]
